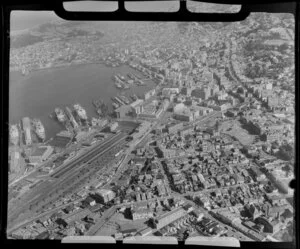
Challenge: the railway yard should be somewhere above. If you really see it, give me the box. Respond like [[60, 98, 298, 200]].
[[8, 131, 129, 229]]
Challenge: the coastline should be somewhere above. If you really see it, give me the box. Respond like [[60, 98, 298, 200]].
[[9, 61, 157, 139], [10, 60, 108, 76]]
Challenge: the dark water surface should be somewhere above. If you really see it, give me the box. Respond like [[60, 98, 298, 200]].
[[9, 64, 156, 139]]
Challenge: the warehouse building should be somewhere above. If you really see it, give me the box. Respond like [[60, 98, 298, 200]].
[[49, 130, 73, 149], [95, 189, 115, 204], [153, 207, 187, 230], [29, 146, 54, 164]]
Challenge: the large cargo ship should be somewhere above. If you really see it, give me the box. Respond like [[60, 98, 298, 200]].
[[74, 104, 88, 120], [32, 119, 46, 141], [55, 108, 67, 123], [9, 124, 19, 145]]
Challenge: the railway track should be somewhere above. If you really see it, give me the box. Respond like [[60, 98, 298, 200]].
[[8, 133, 128, 225], [30, 137, 127, 206], [51, 132, 126, 178]]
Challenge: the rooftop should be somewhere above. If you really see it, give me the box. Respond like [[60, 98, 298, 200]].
[[49, 136, 72, 148], [130, 99, 144, 108], [30, 146, 48, 157], [96, 189, 114, 195], [157, 207, 185, 220]]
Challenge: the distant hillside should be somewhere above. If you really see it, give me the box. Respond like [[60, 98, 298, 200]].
[[187, 2, 241, 13], [35, 21, 105, 38], [10, 33, 44, 49], [10, 21, 105, 49]]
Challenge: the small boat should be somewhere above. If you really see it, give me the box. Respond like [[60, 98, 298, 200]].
[[115, 82, 123, 89], [123, 84, 130, 89], [131, 94, 138, 101], [112, 102, 120, 109], [97, 109, 102, 115], [93, 99, 104, 108], [117, 74, 125, 81]]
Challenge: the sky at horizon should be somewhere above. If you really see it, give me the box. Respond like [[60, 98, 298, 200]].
[[10, 1, 242, 31], [10, 1, 180, 31]]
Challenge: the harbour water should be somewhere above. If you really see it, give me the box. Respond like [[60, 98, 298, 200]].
[[9, 63, 156, 139]]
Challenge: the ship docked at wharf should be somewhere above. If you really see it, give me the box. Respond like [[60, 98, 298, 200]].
[[31, 119, 46, 141], [74, 104, 88, 121], [54, 108, 67, 123], [119, 95, 130, 105], [113, 74, 130, 90], [111, 96, 128, 107], [9, 124, 19, 145], [111, 93, 138, 109]]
